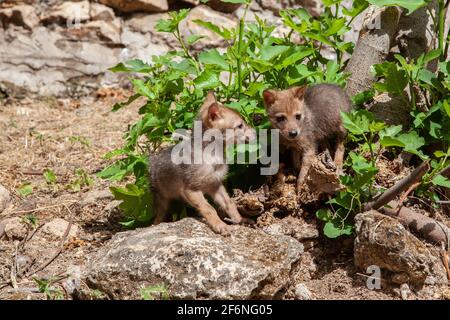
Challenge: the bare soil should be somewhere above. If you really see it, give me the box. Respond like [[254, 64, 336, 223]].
[[0, 93, 448, 300]]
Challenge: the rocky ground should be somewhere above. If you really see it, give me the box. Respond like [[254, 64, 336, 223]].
[[0, 0, 364, 98], [0, 92, 449, 300]]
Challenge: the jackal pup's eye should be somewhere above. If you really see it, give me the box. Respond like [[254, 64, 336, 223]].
[[237, 123, 243, 129], [295, 114, 302, 121], [276, 115, 286, 123]]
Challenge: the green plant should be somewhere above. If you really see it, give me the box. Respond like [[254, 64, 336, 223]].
[[34, 277, 64, 300], [68, 168, 93, 192], [22, 214, 38, 229], [43, 169, 57, 185], [140, 284, 170, 300], [69, 135, 91, 148], [99, 0, 356, 227], [316, 0, 450, 238], [17, 183, 33, 197], [100, 0, 449, 235]]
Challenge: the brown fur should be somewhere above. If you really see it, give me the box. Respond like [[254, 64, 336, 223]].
[[149, 92, 255, 235], [263, 83, 351, 192]]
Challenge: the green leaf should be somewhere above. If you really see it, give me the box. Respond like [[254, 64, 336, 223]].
[[18, 183, 33, 197], [324, 18, 346, 36], [323, 220, 353, 238], [193, 70, 221, 90], [343, 0, 370, 17], [198, 49, 229, 70], [351, 90, 375, 106], [421, 49, 441, 64], [110, 184, 153, 224], [379, 125, 403, 140], [109, 60, 153, 73], [156, 9, 190, 33], [112, 94, 140, 112], [372, 62, 408, 94], [432, 175, 450, 189], [260, 45, 290, 61], [275, 46, 314, 70], [418, 69, 437, 86], [443, 100, 450, 118], [193, 20, 232, 40], [43, 169, 57, 184], [341, 110, 378, 135], [380, 131, 427, 159], [366, 0, 430, 14], [316, 208, 332, 222], [131, 79, 155, 99], [186, 35, 204, 45]]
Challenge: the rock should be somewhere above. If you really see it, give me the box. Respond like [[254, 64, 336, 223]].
[[0, 4, 39, 30], [354, 211, 448, 286], [62, 265, 82, 295], [0, 26, 124, 97], [125, 12, 168, 34], [90, 3, 116, 21], [369, 93, 412, 125], [2, 217, 27, 240], [41, 218, 78, 239], [399, 283, 411, 300], [99, 0, 169, 13], [0, 184, 11, 213], [294, 283, 313, 300], [80, 189, 114, 206], [41, 1, 91, 25], [257, 0, 323, 16], [121, 26, 170, 62], [180, 5, 237, 50], [85, 218, 303, 299], [207, 0, 242, 13], [261, 216, 319, 242], [80, 19, 122, 44]]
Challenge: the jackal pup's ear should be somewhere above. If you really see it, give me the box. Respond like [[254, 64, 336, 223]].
[[203, 91, 217, 107], [199, 91, 218, 122], [262, 89, 276, 107], [291, 86, 306, 99], [208, 103, 222, 121]]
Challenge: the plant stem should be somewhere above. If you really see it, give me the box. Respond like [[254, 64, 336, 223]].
[[438, 0, 445, 60], [175, 28, 200, 74], [409, 82, 416, 109], [235, 1, 252, 97], [236, 18, 244, 96]]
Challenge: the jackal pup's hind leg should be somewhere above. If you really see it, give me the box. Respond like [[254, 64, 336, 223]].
[[153, 194, 171, 225]]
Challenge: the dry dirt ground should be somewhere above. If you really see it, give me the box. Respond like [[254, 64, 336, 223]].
[[0, 92, 446, 300]]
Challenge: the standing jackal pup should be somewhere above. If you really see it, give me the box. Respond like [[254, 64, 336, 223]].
[[150, 92, 255, 235], [263, 83, 351, 192]]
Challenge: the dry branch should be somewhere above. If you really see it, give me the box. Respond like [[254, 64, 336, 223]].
[[364, 161, 430, 211], [381, 200, 450, 244]]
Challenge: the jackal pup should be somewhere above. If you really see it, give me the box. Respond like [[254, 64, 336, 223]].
[[263, 83, 351, 192], [149, 92, 255, 235]]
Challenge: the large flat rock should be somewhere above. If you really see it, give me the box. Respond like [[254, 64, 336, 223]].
[[85, 218, 303, 299]]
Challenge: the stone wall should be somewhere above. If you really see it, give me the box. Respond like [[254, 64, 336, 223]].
[[0, 0, 353, 98]]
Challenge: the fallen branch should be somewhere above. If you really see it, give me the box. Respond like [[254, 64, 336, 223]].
[[24, 220, 72, 278], [441, 243, 450, 281], [381, 200, 450, 244], [364, 161, 430, 211]]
